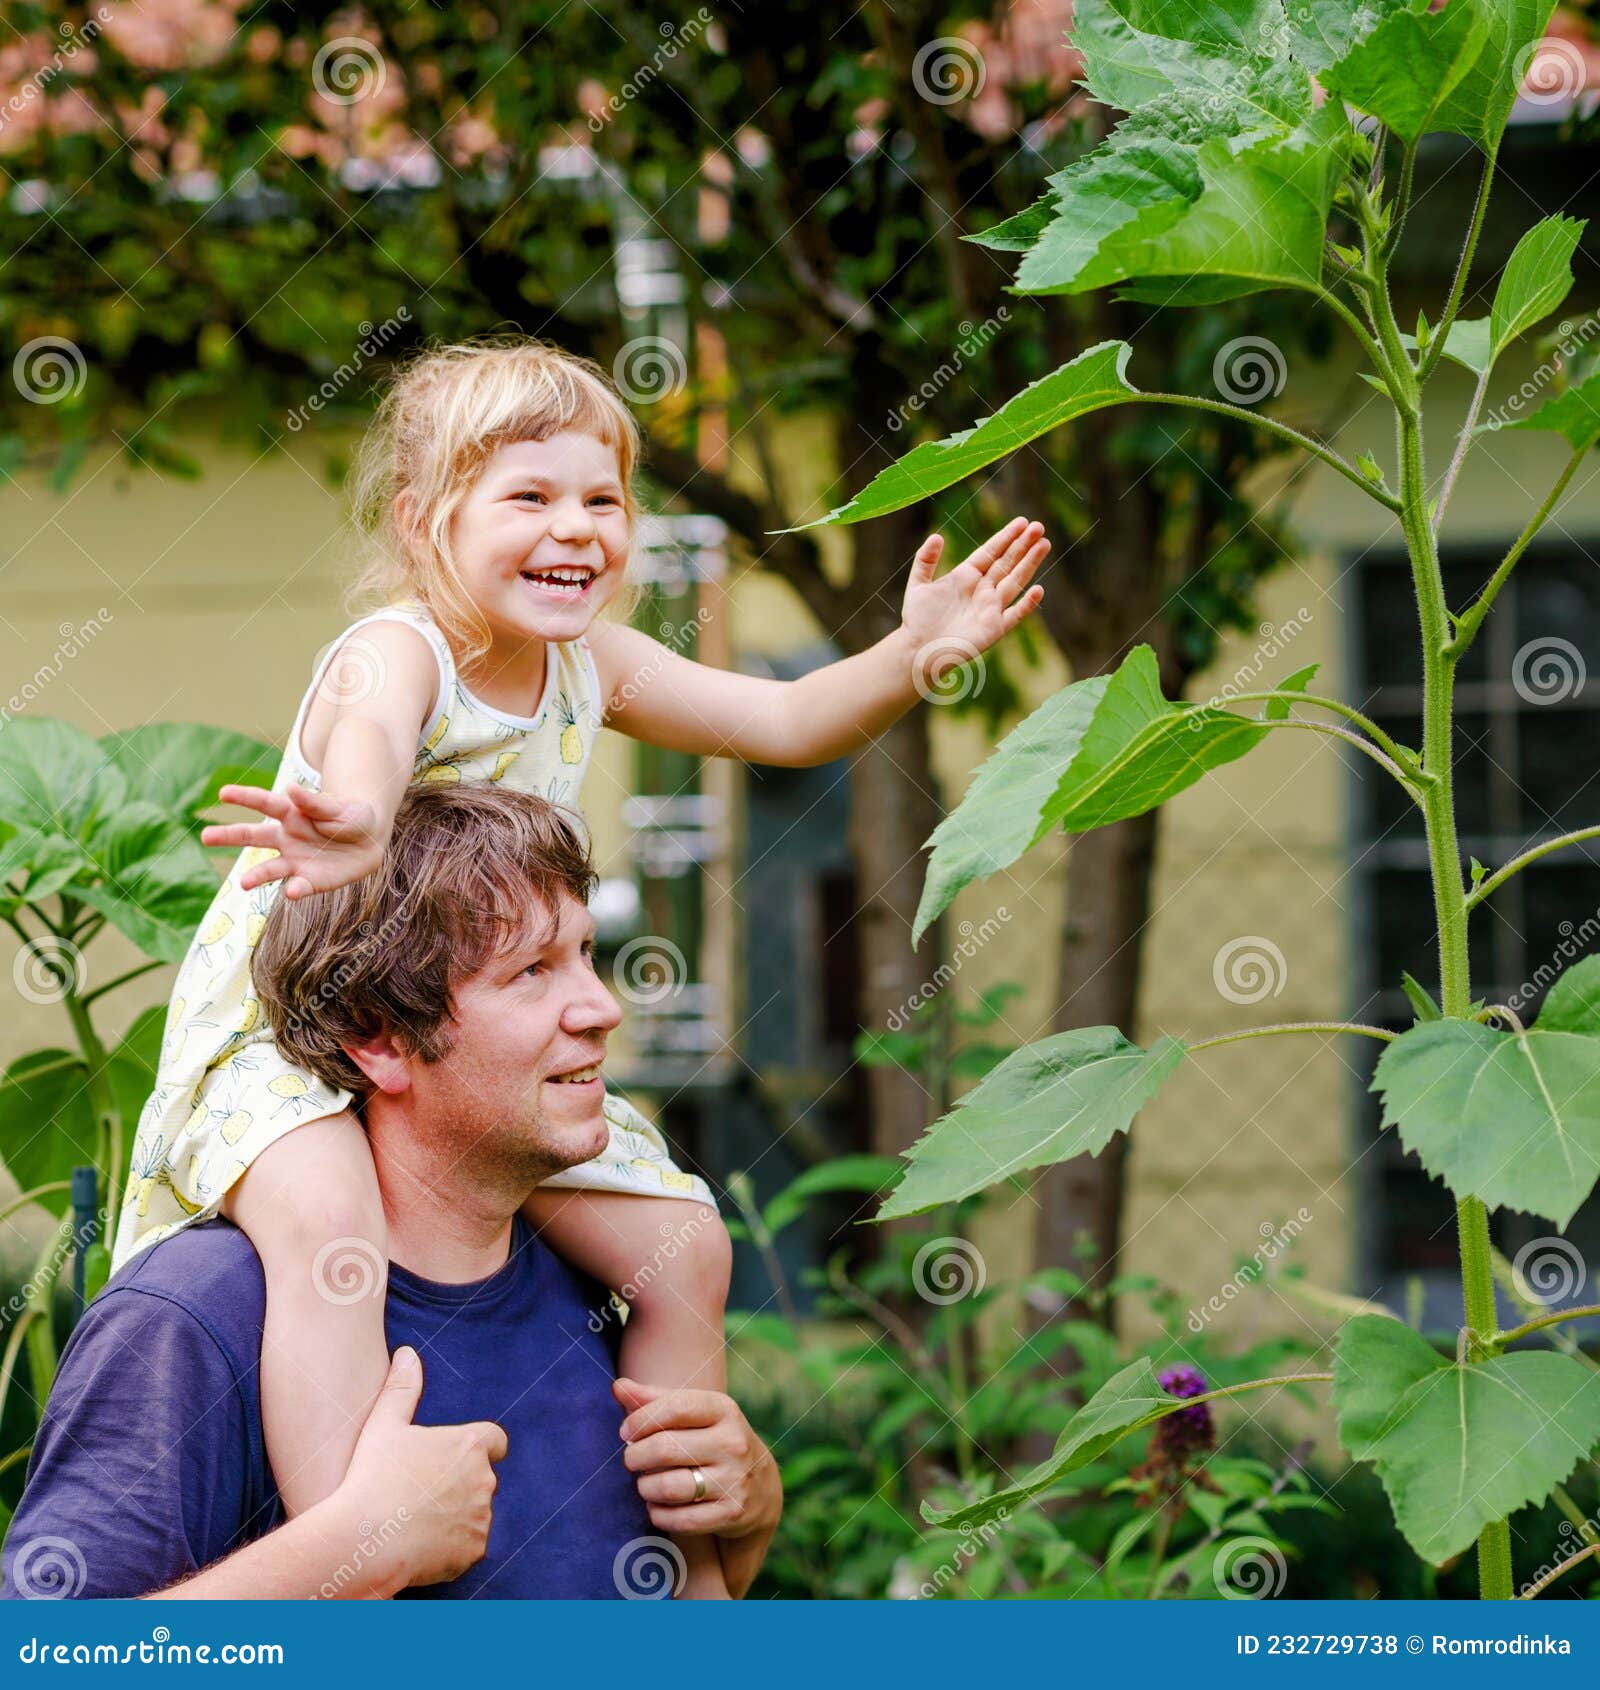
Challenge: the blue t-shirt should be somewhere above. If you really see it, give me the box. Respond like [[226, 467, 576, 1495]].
[[0, 1217, 652, 1599]]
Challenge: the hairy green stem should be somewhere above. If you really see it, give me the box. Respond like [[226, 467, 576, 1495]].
[[1216, 690, 1415, 770], [1187, 1022, 1395, 1055], [1493, 1303, 1600, 1348], [1447, 448, 1587, 657], [1434, 361, 1494, 528], [63, 990, 119, 1225], [1145, 392, 1402, 510], [1243, 717, 1420, 798], [1420, 149, 1497, 383], [1467, 823, 1600, 910]]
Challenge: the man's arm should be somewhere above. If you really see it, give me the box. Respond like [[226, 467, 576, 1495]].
[[613, 1379, 782, 1599], [159, 1349, 508, 1600]]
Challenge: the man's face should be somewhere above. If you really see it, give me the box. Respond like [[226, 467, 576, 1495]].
[[398, 893, 623, 1183]]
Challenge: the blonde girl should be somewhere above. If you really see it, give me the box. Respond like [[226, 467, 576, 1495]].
[[115, 336, 1048, 1599]]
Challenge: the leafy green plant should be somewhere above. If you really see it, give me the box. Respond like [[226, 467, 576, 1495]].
[[0, 718, 274, 1463], [728, 1172, 1322, 1599], [815, 0, 1600, 1601]]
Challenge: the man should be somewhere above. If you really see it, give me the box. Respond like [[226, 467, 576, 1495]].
[[1, 784, 779, 1599]]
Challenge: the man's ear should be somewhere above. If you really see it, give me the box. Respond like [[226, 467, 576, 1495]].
[[344, 1031, 412, 1097]]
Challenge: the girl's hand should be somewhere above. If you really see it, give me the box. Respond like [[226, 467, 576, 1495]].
[[899, 516, 1048, 688], [201, 782, 387, 899]]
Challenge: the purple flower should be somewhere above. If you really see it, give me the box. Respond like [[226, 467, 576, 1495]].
[[1154, 1365, 1214, 1460]]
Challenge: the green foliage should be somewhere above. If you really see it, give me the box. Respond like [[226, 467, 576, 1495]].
[[1334, 1317, 1600, 1564], [825, 0, 1600, 1601], [1373, 956, 1600, 1229], [0, 717, 273, 1481], [879, 1029, 1185, 1220], [912, 645, 1314, 941]]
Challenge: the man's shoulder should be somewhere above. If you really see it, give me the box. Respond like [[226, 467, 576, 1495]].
[[94, 1220, 266, 1372]]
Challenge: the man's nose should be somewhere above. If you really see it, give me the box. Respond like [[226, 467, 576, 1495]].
[[564, 973, 623, 1035]]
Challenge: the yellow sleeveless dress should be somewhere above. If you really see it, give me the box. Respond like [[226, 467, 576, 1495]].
[[112, 600, 711, 1270]]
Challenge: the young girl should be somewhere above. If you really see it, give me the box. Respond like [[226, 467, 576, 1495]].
[[112, 337, 1048, 1597]]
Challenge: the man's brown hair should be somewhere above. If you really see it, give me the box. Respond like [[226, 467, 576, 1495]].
[[253, 783, 598, 1095]]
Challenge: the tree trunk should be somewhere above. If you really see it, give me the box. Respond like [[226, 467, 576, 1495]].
[[848, 706, 947, 1158]]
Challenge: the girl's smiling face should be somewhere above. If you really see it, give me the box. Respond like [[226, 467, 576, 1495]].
[[450, 430, 631, 646]]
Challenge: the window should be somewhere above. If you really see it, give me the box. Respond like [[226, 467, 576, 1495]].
[[1348, 541, 1600, 1321]]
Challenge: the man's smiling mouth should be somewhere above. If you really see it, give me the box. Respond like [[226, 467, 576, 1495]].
[[519, 565, 596, 597], [546, 1062, 602, 1086]]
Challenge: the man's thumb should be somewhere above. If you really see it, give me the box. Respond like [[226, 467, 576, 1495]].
[[370, 1345, 424, 1424], [612, 1375, 661, 1414]]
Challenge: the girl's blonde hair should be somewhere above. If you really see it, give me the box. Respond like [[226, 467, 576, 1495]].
[[347, 335, 646, 672]]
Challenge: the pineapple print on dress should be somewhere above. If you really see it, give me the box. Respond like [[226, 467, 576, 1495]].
[[554, 691, 585, 764]]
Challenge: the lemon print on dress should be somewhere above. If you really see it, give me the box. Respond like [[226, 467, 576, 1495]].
[[554, 692, 585, 764], [195, 910, 234, 953], [246, 913, 267, 948], [490, 749, 520, 783], [419, 760, 462, 785], [421, 713, 451, 757]]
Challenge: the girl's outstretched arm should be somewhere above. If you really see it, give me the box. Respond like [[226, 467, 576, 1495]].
[[593, 517, 1047, 767], [201, 619, 438, 898]]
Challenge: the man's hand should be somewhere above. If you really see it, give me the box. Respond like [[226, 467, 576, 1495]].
[[337, 1346, 508, 1595], [614, 1377, 782, 1597], [201, 782, 386, 900]]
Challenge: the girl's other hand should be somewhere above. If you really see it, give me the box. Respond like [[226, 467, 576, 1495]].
[[899, 516, 1048, 685], [201, 783, 386, 899]]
